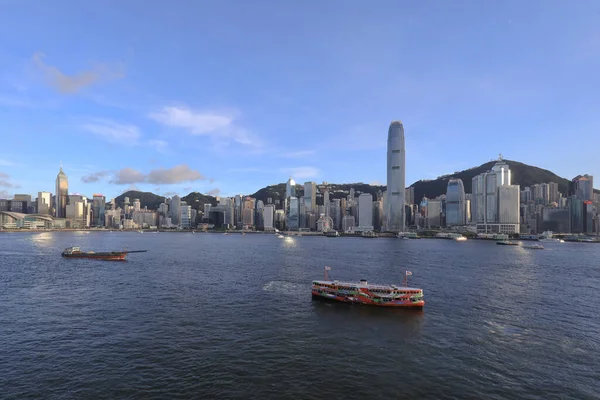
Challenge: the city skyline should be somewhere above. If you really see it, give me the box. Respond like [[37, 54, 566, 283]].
[[0, 155, 597, 201], [1, 2, 600, 199]]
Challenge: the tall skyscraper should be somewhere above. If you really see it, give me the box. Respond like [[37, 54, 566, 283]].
[[385, 120, 405, 232], [446, 179, 466, 226], [570, 175, 594, 201], [548, 182, 559, 204], [357, 193, 374, 231], [55, 167, 68, 218], [170, 195, 181, 226], [92, 194, 106, 227], [303, 181, 316, 212]]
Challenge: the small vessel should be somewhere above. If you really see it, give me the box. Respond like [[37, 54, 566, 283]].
[[361, 231, 378, 238], [61, 246, 147, 261], [277, 234, 285, 239], [454, 236, 467, 242], [538, 230, 561, 242], [312, 267, 424, 308], [325, 231, 340, 237], [523, 244, 544, 250], [496, 240, 519, 246]]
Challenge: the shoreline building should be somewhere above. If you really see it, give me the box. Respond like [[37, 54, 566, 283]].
[[385, 120, 406, 232], [55, 167, 68, 218], [471, 156, 520, 234], [357, 193, 374, 232], [445, 179, 466, 226]]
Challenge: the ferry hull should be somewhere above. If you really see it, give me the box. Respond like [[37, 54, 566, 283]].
[[62, 253, 127, 261], [312, 292, 424, 308]]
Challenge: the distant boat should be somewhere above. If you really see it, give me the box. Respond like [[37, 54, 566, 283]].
[[61, 246, 147, 261], [361, 231, 378, 238], [277, 235, 285, 239], [496, 240, 519, 246]]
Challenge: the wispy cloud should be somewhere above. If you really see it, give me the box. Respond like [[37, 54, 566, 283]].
[[148, 139, 168, 153], [81, 119, 141, 144], [0, 158, 16, 167], [81, 170, 110, 183], [109, 164, 205, 185], [207, 188, 221, 196], [280, 166, 320, 179], [33, 52, 124, 94], [0, 171, 19, 188], [149, 106, 262, 147], [277, 150, 316, 159]]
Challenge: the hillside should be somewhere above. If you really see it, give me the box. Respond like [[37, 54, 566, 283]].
[[251, 182, 384, 205], [410, 159, 571, 202], [115, 191, 166, 210], [252, 159, 575, 204], [181, 192, 218, 210]]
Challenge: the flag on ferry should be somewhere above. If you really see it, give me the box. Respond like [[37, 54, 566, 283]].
[[405, 271, 412, 276], [325, 266, 331, 271]]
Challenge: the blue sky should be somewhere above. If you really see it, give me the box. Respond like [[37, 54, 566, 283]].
[[1, 0, 599, 200]]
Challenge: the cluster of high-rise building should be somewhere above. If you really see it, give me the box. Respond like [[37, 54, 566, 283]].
[[1, 121, 598, 234]]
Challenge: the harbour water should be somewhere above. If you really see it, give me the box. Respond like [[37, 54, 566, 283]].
[[1, 232, 599, 399]]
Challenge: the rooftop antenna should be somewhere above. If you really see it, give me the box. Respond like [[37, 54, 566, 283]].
[[498, 153, 503, 161]]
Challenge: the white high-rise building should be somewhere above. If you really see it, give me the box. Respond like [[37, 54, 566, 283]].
[[357, 193, 374, 231], [386, 121, 405, 232], [37, 191, 52, 215], [472, 156, 520, 234], [498, 186, 520, 226], [180, 205, 192, 228], [263, 204, 275, 231]]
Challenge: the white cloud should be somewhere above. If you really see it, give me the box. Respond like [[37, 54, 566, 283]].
[[149, 106, 262, 147], [281, 166, 320, 179], [82, 119, 141, 144]]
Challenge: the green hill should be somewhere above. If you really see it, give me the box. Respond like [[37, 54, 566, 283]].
[[181, 192, 218, 210], [114, 191, 166, 210], [251, 182, 384, 205], [410, 159, 571, 202]]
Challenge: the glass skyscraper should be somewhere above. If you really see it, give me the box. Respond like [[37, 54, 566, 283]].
[[55, 167, 68, 218], [445, 179, 466, 226], [385, 121, 405, 232]]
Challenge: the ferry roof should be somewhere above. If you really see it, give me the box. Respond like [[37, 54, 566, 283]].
[[312, 280, 422, 291]]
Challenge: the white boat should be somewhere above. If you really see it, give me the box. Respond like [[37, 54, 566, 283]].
[[538, 230, 562, 242], [523, 244, 544, 250], [277, 235, 285, 239]]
